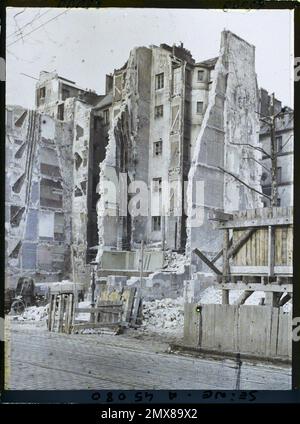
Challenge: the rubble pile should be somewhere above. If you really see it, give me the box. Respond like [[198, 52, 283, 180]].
[[17, 305, 49, 321], [141, 297, 184, 336], [163, 251, 187, 271]]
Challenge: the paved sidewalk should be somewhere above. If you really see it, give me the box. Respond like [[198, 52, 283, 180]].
[[6, 321, 291, 390]]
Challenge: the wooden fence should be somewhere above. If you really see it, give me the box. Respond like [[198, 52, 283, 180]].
[[183, 303, 292, 361]]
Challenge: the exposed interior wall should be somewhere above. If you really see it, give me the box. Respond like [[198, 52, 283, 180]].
[[186, 31, 263, 270]]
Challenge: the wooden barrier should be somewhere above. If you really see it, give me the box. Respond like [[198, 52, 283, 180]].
[[183, 303, 292, 361]]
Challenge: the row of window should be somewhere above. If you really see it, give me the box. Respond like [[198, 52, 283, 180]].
[[155, 69, 205, 90], [100, 101, 204, 129], [154, 101, 204, 119]]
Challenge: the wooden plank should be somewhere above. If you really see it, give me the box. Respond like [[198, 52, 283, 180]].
[[122, 288, 136, 323], [72, 322, 121, 331], [222, 290, 229, 305], [233, 290, 254, 306], [264, 292, 279, 307], [75, 305, 122, 314], [66, 294, 74, 334], [219, 282, 292, 292], [98, 269, 152, 277], [275, 227, 281, 266], [57, 295, 64, 333], [193, 248, 222, 275], [76, 307, 122, 314], [227, 228, 256, 260], [281, 226, 288, 265], [217, 216, 292, 229], [254, 228, 259, 266], [260, 228, 267, 266], [239, 229, 247, 267], [50, 295, 57, 332], [47, 295, 54, 331], [268, 307, 279, 357], [277, 309, 292, 358], [231, 265, 269, 275], [208, 210, 233, 221]]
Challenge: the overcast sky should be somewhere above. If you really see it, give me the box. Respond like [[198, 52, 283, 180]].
[[6, 8, 293, 108]]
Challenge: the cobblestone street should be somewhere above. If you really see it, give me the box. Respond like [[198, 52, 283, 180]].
[[6, 320, 291, 390]]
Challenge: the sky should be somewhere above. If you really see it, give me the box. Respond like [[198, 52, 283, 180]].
[[6, 8, 294, 109]]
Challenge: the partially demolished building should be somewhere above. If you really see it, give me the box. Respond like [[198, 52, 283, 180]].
[[6, 31, 270, 288], [259, 88, 294, 207], [95, 30, 263, 273]]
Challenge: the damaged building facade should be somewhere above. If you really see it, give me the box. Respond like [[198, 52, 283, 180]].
[[96, 30, 263, 273], [6, 31, 270, 288], [6, 105, 73, 287], [6, 73, 102, 287]]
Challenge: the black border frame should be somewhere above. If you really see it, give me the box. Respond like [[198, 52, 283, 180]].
[[1, 0, 299, 404]]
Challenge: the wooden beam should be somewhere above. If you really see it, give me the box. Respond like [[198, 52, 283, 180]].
[[217, 216, 292, 229], [218, 166, 271, 200], [265, 292, 281, 307], [230, 265, 292, 276], [219, 282, 293, 293], [268, 225, 275, 277], [222, 229, 230, 282], [278, 293, 292, 307], [234, 290, 254, 306], [211, 248, 223, 264], [193, 248, 222, 275], [97, 269, 153, 277], [75, 306, 122, 314], [208, 210, 233, 222], [227, 228, 256, 259], [211, 237, 233, 264]]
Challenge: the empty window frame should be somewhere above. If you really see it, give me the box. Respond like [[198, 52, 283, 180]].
[[153, 140, 163, 157], [155, 105, 163, 118], [196, 101, 204, 114], [57, 103, 64, 121], [103, 109, 110, 125], [197, 70, 205, 81], [276, 136, 283, 152], [152, 216, 161, 231], [155, 73, 164, 90]]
